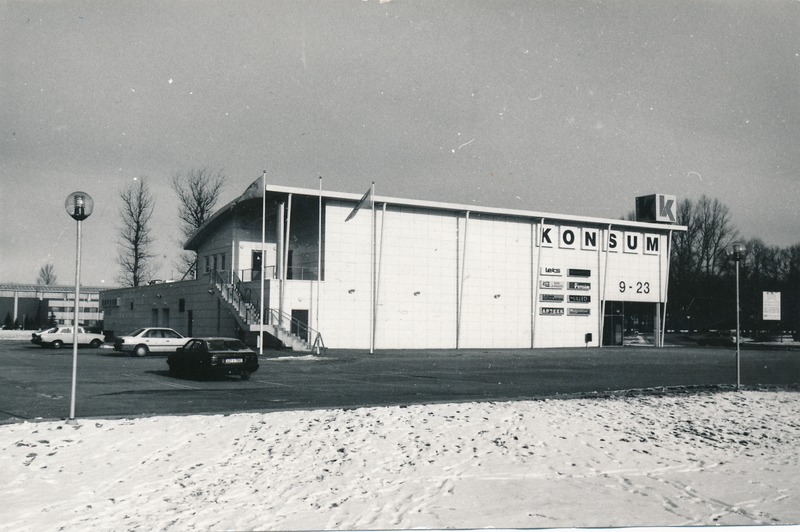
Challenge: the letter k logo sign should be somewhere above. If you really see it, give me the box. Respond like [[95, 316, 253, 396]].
[[659, 195, 676, 222]]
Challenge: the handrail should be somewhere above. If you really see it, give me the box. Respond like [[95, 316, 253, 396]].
[[210, 271, 261, 325], [236, 267, 277, 283], [237, 266, 317, 282], [205, 266, 319, 283], [268, 307, 320, 346], [210, 271, 323, 351]]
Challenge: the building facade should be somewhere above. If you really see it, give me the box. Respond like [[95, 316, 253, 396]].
[[101, 183, 685, 350], [0, 284, 104, 330]]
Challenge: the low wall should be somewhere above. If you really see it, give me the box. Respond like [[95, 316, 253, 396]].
[[0, 330, 34, 341]]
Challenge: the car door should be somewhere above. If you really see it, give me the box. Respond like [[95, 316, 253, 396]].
[[176, 339, 201, 369], [76, 327, 88, 344], [161, 329, 184, 352], [187, 339, 205, 369], [143, 329, 166, 352]]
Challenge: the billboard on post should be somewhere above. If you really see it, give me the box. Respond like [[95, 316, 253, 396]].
[[763, 291, 781, 321]]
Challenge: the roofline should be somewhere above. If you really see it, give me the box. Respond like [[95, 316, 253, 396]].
[[185, 182, 687, 249], [0, 283, 106, 293], [268, 184, 687, 232]]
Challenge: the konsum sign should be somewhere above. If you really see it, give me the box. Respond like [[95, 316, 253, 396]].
[[538, 225, 663, 255], [537, 224, 669, 304]]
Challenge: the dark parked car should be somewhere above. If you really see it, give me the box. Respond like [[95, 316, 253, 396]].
[[167, 338, 259, 380], [692, 330, 736, 347]]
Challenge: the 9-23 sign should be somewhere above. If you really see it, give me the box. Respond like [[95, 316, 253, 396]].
[[619, 281, 650, 294]]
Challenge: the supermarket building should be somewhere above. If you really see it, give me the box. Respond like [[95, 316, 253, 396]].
[[101, 182, 685, 350]]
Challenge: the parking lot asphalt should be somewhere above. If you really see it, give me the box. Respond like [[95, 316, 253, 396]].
[[1, 340, 798, 422]]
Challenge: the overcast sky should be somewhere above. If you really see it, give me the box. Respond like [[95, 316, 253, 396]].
[[2, 0, 799, 287]]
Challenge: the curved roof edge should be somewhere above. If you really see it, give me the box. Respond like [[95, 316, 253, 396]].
[[185, 180, 687, 250]]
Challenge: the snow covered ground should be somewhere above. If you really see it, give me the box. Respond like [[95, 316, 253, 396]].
[[2, 390, 799, 531]]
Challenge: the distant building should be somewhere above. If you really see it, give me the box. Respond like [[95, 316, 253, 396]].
[[0, 284, 104, 330], [101, 183, 685, 350]]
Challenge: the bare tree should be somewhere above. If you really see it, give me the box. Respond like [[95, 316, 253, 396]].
[[780, 244, 800, 285], [694, 195, 739, 276], [171, 167, 226, 279], [117, 178, 156, 287], [670, 198, 699, 277], [37, 263, 57, 285], [668, 196, 738, 277], [746, 238, 784, 286], [665, 195, 741, 331]]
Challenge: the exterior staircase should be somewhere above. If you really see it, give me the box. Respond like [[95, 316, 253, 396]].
[[209, 272, 317, 352]]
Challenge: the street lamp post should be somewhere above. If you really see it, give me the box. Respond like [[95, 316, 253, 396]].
[[727, 242, 746, 390], [65, 192, 93, 422]]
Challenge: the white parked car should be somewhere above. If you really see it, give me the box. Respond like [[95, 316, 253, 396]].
[[31, 327, 105, 349], [113, 327, 186, 357]]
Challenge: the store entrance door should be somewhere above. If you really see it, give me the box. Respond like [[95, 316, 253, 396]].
[[603, 301, 658, 346], [603, 303, 624, 346], [291, 309, 309, 342]]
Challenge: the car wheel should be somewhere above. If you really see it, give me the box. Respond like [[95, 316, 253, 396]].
[[133, 345, 149, 357], [89, 339, 102, 348], [240, 371, 251, 381], [51, 340, 63, 349]]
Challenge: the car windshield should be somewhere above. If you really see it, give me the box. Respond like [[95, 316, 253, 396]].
[[127, 328, 146, 336], [207, 339, 249, 352]]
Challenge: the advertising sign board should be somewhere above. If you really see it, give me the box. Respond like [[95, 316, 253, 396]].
[[540, 266, 562, 276], [540, 280, 564, 290], [763, 291, 781, 321], [568, 268, 591, 278], [568, 308, 591, 316], [568, 282, 591, 291], [568, 295, 591, 303]]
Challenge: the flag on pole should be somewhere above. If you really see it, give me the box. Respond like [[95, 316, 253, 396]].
[[239, 172, 267, 201], [345, 184, 374, 221], [343, 182, 378, 352]]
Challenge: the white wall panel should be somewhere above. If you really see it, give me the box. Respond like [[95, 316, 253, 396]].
[[458, 216, 533, 349], [318, 202, 374, 349], [375, 207, 458, 349]]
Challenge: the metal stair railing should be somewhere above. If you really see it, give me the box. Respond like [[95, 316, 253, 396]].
[[210, 272, 324, 353], [268, 308, 326, 353], [210, 271, 261, 326]]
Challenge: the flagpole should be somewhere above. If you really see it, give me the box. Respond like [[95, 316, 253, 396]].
[[370, 181, 376, 354], [316, 176, 322, 354], [342, 183, 376, 352], [259, 171, 266, 356], [377, 201, 386, 349]]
